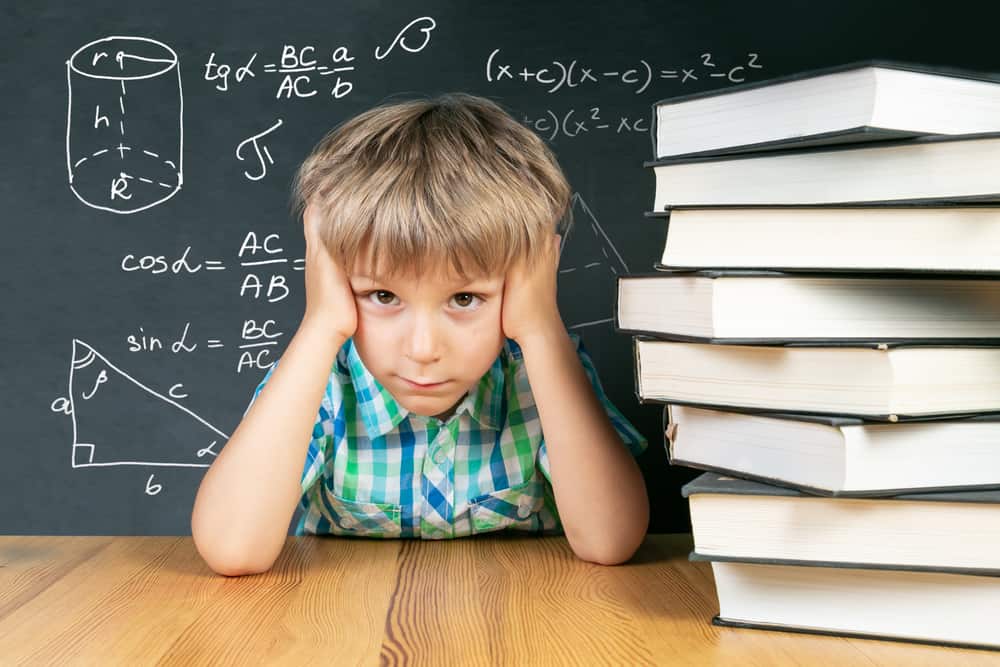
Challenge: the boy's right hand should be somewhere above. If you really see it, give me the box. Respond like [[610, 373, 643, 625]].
[[302, 202, 357, 340]]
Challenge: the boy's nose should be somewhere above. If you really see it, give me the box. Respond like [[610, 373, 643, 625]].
[[404, 312, 443, 364]]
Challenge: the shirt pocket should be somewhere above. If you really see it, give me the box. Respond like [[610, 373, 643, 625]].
[[320, 491, 403, 538], [469, 477, 546, 535]]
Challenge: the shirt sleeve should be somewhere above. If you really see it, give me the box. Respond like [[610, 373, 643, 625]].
[[536, 334, 648, 485], [242, 358, 333, 498]]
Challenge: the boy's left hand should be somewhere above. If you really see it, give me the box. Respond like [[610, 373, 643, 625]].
[[501, 233, 564, 344]]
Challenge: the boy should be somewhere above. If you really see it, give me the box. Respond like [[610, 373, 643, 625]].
[[191, 93, 649, 576]]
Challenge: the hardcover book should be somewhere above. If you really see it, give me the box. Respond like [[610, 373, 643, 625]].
[[668, 406, 1000, 496], [616, 270, 1000, 342], [684, 472, 1000, 569], [651, 60, 1000, 159], [701, 557, 1000, 651], [633, 338, 1000, 421], [645, 133, 1000, 209], [646, 205, 1000, 273]]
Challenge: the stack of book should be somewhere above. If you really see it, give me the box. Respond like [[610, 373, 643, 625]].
[[620, 60, 1000, 651]]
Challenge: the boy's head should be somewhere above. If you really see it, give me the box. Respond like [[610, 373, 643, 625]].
[[291, 93, 573, 420]]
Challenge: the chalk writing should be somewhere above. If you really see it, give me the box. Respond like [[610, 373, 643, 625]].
[[486, 48, 764, 94], [50, 339, 230, 475], [557, 194, 629, 330], [521, 107, 649, 141], [203, 16, 434, 99], [66, 35, 184, 214], [236, 118, 283, 181]]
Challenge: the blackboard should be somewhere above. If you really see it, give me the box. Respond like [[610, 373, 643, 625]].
[[4, 0, 1000, 536]]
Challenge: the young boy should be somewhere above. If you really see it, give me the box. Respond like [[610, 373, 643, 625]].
[[191, 93, 648, 576]]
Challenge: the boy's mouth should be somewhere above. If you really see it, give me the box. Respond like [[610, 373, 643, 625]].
[[399, 377, 451, 390]]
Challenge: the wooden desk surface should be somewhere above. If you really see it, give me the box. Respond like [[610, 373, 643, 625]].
[[0, 533, 996, 666]]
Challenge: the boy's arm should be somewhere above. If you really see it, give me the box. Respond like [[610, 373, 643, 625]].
[[520, 330, 649, 565], [191, 320, 346, 575]]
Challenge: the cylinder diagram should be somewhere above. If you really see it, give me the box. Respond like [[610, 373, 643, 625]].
[[66, 36, 183, 214]]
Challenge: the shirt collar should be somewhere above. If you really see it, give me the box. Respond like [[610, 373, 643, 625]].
[[345, 337, 508, 438]]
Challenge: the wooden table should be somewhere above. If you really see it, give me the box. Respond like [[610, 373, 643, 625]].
[[1, 533, 996, 665]]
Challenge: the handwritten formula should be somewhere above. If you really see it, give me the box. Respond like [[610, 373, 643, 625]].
[[486, 49, 763, 94], [119, 231, 298, 374], [203, 17, 436, 98]]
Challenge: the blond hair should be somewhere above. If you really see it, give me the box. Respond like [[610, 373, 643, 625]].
[[290, 92, 573, 279]]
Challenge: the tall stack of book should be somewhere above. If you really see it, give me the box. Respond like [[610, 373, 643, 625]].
[[620, 60, 1000, 651]]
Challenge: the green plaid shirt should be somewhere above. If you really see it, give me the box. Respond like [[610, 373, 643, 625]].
[[246, 333, 647, 539]]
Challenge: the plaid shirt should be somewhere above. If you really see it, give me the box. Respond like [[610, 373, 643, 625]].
[[245, 333, 647, 540]]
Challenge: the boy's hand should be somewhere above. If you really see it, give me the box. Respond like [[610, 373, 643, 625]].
[[302, 203, 357, 340], [501, 233, 564, 344]]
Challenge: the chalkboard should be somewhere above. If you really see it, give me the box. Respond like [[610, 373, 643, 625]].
[[4, 0, 1000, 536]]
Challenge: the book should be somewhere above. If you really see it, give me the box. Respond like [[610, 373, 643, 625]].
[[616, 270, 1000, 342], [633, 338, 1000, 420], [669, 405, 1000, 495], [645, 133, 1000, 209], [648, 206, 1000, 273], [651, 60, 1000, 159], [702, 558, 1000, 650], [683, 472, 1000, 569]]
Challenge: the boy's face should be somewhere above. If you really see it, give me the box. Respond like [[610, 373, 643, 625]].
[[348, 253, 506, 421]]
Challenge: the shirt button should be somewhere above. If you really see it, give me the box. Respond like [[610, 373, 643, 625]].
[[339, 515, 357, 528], [516, 496, 533, 519]]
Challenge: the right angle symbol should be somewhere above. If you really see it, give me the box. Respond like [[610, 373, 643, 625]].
[[66, 35, 184, 214]]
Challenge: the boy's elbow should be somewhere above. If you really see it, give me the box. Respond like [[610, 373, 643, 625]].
[[196, 538, 273, 577], [216, 562, 272, 577], [573, 540, 641, 566], [191, 514, 273, 577], [570, 507, 649, 566]]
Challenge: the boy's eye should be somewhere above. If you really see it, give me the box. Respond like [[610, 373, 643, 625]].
[[450, 293, 482, 309], [368, 290, 396, 306], [365, 290, 482, 310]]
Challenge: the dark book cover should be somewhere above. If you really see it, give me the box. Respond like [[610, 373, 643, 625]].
[[622, 327, 1000, 347], [643, 129, 1000, 169], [709, 615, 1000, 653], [650, 263, 1000, 277], [654, 127, 924, 161], [622, 267, 1000, 280], [643, 201, 1000, 216], [672, 454, 1000, 498], [690, 551, 1000, 578], [681, 471, 1000, 504]]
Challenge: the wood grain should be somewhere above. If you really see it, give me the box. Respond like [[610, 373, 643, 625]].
[[0, 534, 996, 665]]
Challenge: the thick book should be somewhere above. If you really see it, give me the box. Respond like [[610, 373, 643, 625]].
[[683, 471, 1000, 571], [616, 270, 1000, 342], [648, 205, 1000, 273], [651, 60, 1000, 159], [633, 338, 1000, 420], [645, 133, 1000, 209], [701, 558, 1000, 651], [668, 405, 1000, 496]]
